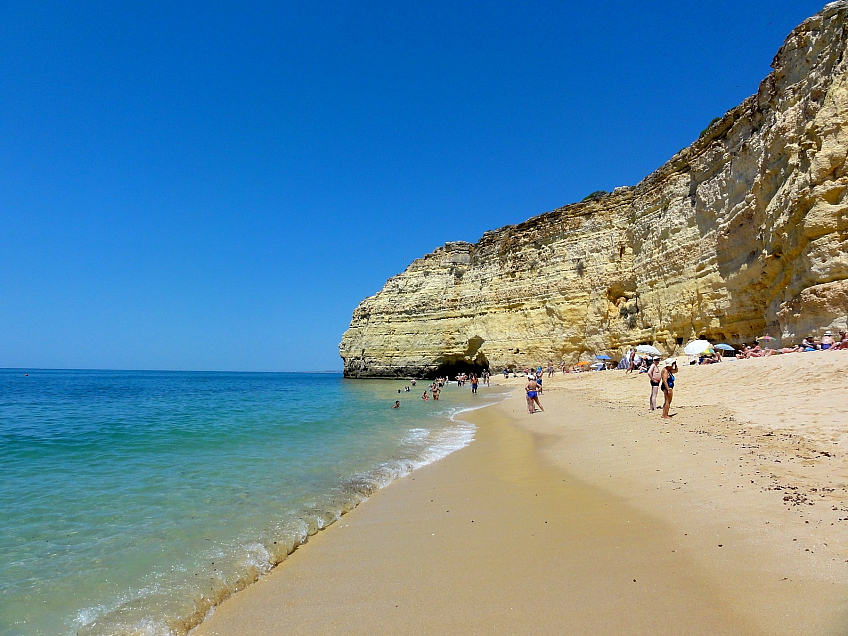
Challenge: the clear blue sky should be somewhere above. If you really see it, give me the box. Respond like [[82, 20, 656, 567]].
[[0, 1, 826, 371]]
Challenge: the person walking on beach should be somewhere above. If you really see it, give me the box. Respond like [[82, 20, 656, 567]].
[[525, 375, 544, 414], [547, 361, 554, 377], [647, 357, 662, 410], [470, 373, 478, 394], [534, 368, 544, 394], [660, 358, 677, 419]]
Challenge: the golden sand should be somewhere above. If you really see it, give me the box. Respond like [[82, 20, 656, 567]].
[[195, 353, 848, 635]]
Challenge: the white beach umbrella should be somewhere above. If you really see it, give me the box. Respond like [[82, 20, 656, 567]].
[[635, 344, 661, 356], [683, 339, 713, 356]]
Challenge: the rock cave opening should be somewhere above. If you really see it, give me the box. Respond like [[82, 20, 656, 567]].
[[429, 359, 489, 379]]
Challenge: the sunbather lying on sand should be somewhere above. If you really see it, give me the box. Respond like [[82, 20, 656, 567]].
[[737, 345, 762, 359]]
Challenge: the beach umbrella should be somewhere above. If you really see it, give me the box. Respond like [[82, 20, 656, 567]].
[[757, 335, 776, 349], [635, 344, 661, 356], [595, 355, 611, 360], [714, 343, 735, 351], [683, 339, 713, 356], [576, 361, 590, 366]]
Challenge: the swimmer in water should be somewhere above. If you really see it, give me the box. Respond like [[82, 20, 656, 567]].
[[393, 400, 400, 409], [422, 392, 429, 401]]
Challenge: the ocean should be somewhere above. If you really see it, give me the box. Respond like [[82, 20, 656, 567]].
[[0, 369, 506, 636]]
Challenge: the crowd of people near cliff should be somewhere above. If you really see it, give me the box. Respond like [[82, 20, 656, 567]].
[[392, 329, 845, 411], [492, 327, 846, 418]]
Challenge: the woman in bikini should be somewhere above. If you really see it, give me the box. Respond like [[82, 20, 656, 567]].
[[525, 375, 544, 414]]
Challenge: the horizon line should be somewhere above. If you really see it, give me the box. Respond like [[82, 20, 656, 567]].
[[1, 367, 344, 374]]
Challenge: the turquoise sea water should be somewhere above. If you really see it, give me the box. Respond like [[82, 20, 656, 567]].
[[0, 370, 506, 636]]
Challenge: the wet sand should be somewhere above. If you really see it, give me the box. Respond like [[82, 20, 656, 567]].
[[195, 353, 848, 635]]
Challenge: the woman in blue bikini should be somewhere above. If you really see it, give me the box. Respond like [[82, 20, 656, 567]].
[[525, 375, 544, 414], [661, 358, 678, 419]]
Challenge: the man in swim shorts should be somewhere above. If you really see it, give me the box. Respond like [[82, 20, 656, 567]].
[[647, 356, 662, 411], [821, 331, 835, 349]]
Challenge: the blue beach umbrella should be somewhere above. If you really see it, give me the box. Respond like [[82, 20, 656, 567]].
[[714, 344, 736, 351], [595, 355, 611, 360]]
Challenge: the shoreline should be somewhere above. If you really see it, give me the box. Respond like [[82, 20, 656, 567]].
[[194, 355, 848, 635]]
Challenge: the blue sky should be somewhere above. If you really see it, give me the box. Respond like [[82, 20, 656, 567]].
[[0, 1, 826, 371]]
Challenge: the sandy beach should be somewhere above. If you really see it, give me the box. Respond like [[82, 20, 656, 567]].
[[195, 353, 848, 635]]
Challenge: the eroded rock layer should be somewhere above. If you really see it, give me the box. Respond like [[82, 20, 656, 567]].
[[341, 2, 848, 378]]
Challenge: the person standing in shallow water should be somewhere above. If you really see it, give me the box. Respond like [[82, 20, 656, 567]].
[[525, 375, 544, 414], [647, 357, 662, 411], [660, 358, 678, 419]]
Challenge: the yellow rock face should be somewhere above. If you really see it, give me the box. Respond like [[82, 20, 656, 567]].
[[340, 2, 848, 378]]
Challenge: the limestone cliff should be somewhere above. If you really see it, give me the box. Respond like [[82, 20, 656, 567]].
[[341, 2, 848, 378]]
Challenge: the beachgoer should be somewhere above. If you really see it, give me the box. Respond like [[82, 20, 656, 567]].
[[560, 361, 566, 375], [411, 379, 416, 386], [832, 331, 848, 350], [547, 361, 554, 378], [470, 373, 478, 394], [393, 401, 400, 409], [647, 357, 662, 411], [421, 392, 429, 401], [525, 375, 544, 414], [626, 348, 636, 374], [660, 358, 677, 419], [821, 331, 835, 350]]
